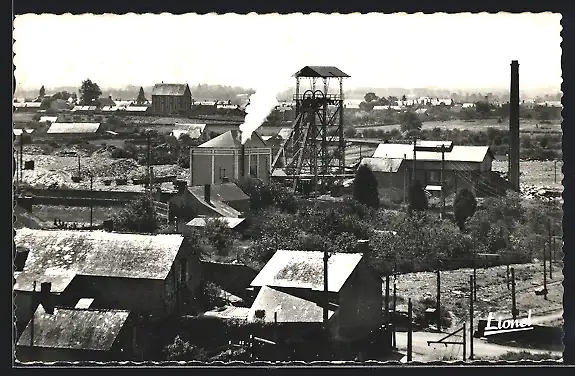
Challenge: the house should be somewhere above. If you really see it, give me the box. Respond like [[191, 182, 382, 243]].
[[371, 141, 500, 196], [247, 248, 384, 343], [171, 123, 207, 141], [169, 181, 247, 220], [190, 130, 272, 186], [13, 229, 202, 331], [358, 157, 408, 202], [16, 303, 141, 362], [97, 96, 116, 108], [151, 83, 193, 115], [46, 122, 101, 139]]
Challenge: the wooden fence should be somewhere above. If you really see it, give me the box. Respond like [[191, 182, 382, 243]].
[[152, 200, 170, 224]]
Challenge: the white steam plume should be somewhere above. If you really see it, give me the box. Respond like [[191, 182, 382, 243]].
[[239, 83, 283, 145]]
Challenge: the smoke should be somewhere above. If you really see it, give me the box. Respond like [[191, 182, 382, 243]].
[[239, 83, 283, 145]]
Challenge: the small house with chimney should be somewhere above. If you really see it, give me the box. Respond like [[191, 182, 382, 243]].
[[190, 130, 272, 186], [151, 83, 193, 115], [13, 229, 202, 334], [169, 182, 248, 224], [16, 303, 141, 362], [247, 247, 384, 343]]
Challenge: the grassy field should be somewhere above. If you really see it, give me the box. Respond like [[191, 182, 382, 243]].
[[393, 262, 564, 329], [492, 160, 564, 189], [32, 205, 119, 225], [358, 119, 562, 134]]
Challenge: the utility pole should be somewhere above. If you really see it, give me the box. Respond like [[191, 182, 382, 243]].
[[543, 242, 548, 300], [323, 249, 329, 334], [393, 273, 397, 348], [440, 145, 446, 219], [77, 154, 81, 179], [554, 160, 557, 183], [472, 253, 477, 302], [549, 239, 553, 280], [19, 133, 24, 190], [30, 281, 36, 348], [407, 298, 413, 362], [385, 275, 390, 320], [403, 154, 407, 204], [469, 274, 474, 360], [89, 174, 94, 228], [412, 137, 417, 184], [511, 267, 517, 320], [147, 131, 152, 190], [436, 261, 441, 332], [463, 322, 467, 361], [506, 257, 510, 290]]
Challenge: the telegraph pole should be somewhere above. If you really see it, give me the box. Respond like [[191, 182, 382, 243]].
[[407, 298, 413, 362], [30, 281, 36, 348], [554, 160, 557, 183], [77, 154, 81, 179], [543, 242, 548, 300], [469, 275, 474, 360], [323, 248, 329, 333], [89, 174, 94, 228], [147, 131, 152, 189], [472, 253, 477, 302], [549, 239, 553, 280], [436, 261, 441, 332], [511, 267, 517, 320], [440, 145, 446, 219], [412, 137, 417, 184], [403, 154, 407, 204], [19, 133, 24, 190]]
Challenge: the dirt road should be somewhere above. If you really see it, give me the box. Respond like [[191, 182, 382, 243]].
[[395, 330, 562, 361]]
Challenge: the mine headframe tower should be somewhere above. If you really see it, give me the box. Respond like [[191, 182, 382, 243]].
[[271, 66, 350, 193]]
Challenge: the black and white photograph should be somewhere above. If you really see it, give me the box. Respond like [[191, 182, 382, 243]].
[[12, 12, 565, 364]]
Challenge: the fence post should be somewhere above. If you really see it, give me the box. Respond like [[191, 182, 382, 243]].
[[462, 322, 466, 361], [511, 267, 517, 320], [436, 263, 441, 332], [469, 274, 474, 360]]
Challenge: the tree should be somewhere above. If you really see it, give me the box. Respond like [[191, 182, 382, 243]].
[[112, 195, 160, 233], [353, 164, 379, 209], [364, 92, 379, 103], [475, 101, 491, 119], [79, 78, 102, 105], [401, 94, 407, 102], [163, 336, 207, 361], [136, 87, 147, 105], [453, 188, 477, 231], [400, 111, 423, 133], [408, 180, 428, 213], [39, 85, 46, 98], [204, 218, 236, 253]]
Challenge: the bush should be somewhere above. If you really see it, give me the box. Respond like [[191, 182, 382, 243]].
[[112, 195, 160, 233], [204, 218, 236, 253], [163, 335, 208, 361], [453, 188, 477, 231], [353, 164, 380, 209], [494, 351, 561, 361], [408, 181, 428, 213]]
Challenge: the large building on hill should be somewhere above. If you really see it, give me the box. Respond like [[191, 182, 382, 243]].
[[151, 83, 193, 115], [190, 130, 272, 186]]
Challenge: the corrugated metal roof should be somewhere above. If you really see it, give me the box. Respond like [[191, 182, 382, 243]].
[[151, 83, 190, 96], [372, 143, 492, 163], [14, 229, 185, 292], [247, 286, 336, 323], [293, 66, 350, 78], [17, 305, 130, 351], [198, 130, 267, 148], [203, 306, 249, 320], [359, 157, 404, 173], [47, 123, 101, 134], [40, 116, 58, 123], [187, 217, 245, 229], [250, 250, 364, 293]]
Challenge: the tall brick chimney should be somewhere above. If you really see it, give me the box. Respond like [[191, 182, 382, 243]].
[[204, 184, 211, 203], [509, 60, 520, 192]]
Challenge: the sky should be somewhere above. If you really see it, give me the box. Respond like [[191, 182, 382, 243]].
[[13, 13, 563, 92]]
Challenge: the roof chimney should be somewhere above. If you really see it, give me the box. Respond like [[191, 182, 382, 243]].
[[204, 184, 211, 203], [357, 239, 370, 264], [40, 282, 54, 314]]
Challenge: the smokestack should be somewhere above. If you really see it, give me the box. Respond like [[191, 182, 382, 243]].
[[239, 144, 246, 178], [357, 239, 370, 265], [204, 184, 211, 203], [509, 60, 520, 192], [40, 282, 54, 314]]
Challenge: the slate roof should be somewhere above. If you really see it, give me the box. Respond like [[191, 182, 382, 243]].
[[47, 123, 101, 134], [247, 286, 336, 323], [359, 157, 404, 173], [151, 83, 190, 96], [17, 305, 130, 351], [293, 66, 350, 78], [372, 143, 493, 163], [250, 250, 364, 293], [198, 130, 267, 148], [200, 260, 257, 299], [97, 97, 116, 107], [187, 217, 246, 229], [187, 188, 242, 218], [14, 229, 185, 293]]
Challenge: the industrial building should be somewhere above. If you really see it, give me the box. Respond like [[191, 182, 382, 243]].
[[151, 83, 193, 115], [190, 130, 272, 186]]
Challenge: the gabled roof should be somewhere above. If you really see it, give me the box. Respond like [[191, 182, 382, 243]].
[[14, 229, 185, 292], [198, 130, 267, 148], [47, 123, 101, 134], [247, 286, 336, 323], [189, 182, 249, 203], [250, 250, 364, 293], [187, 188, 242, 218], [293, 66, 350, 78], [17, 305, 130, 351], [372, 143, 493, 163], [187, 217, 245, 229], [359, 157, 404, 173], [97, 97, 116, 107], [151, 83, 191, 96]]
